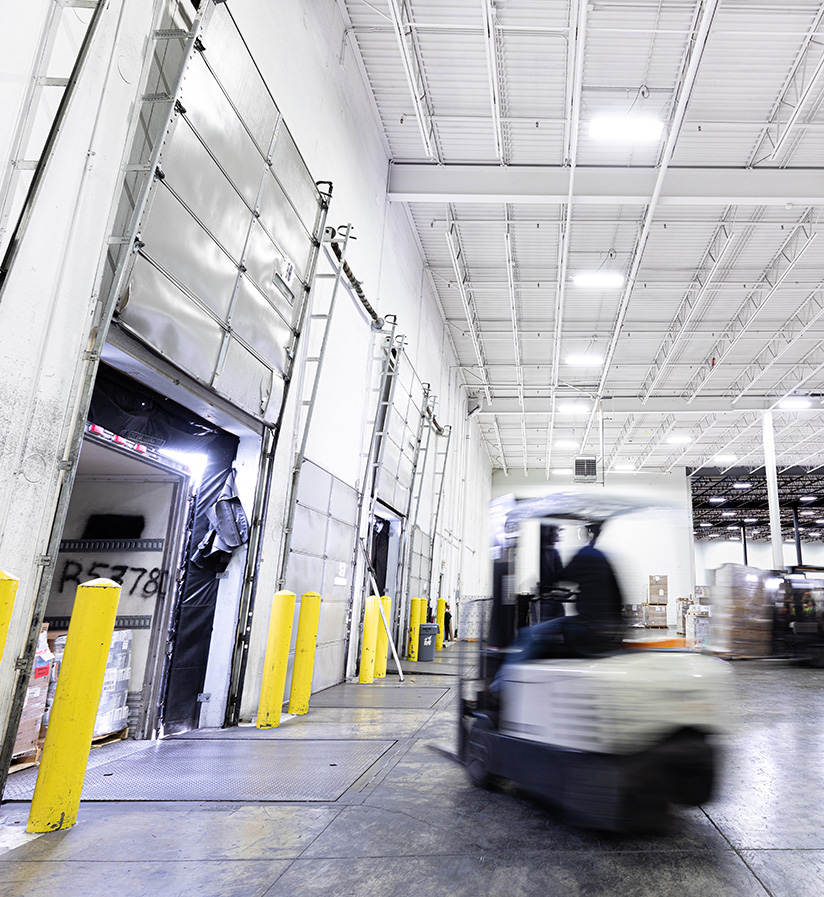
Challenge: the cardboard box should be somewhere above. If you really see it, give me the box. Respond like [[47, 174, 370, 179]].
[[12, 624, 52, 759], [647, 575, 668, 603]]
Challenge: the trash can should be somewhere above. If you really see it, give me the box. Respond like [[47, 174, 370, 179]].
[[418, 623, 439, 662]]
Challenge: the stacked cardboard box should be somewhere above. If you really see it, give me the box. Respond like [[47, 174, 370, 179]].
[[12, 624, 52, 759], [46, 629, 132, 738], [676, 597, 692, 636], [709, 564, 773, 657], [686, 605, 711, 649], [643, 604, 668, 628], [643, 574, 668, 628]]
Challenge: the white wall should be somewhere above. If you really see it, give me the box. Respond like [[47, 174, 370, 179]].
[[695, 538, 824, 585], [232, 0, 491, 716], [491, 469, 694, 625]]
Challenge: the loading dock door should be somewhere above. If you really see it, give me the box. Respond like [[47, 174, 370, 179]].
[[45, 433, 192, 739]]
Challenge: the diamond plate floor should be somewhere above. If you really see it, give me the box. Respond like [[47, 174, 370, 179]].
[[3, 739, 394, 802], [307, 684, 449, 709]]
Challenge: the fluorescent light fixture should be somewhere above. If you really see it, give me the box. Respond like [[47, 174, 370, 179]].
[[816, 519, 824, 525], [614, 463, 636, 471], [800, 495, 817, 502], [566, 353, 603, 366], [722, 511, 736, 517], [714, 454, 737, 465], [726, 525, 739, 531], [744, 518, 758, 523], [733, 482, 752, 489], [551, 468, 573, 475], [589, 114, 664, 143], [666, 435, 692, 445], [554, 439, 578, 448], [699, 523, 713, 528], [779, 396, 812, 410], [572, 272, 624, 289], [708, 496, 727, 504], [558, 401, 590, 413], [801, 510, 815, 517]]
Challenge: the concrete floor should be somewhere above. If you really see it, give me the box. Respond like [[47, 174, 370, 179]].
[[0, 645, 822, 896]]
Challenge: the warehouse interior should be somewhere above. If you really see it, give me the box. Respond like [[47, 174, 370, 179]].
[[2, 0, 824, 894]]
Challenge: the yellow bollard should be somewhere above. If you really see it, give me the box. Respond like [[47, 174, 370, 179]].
[[288, 591, 322, 715], [0, 570, 19, 666], [359, 595, 380, 684], [257, 590, 297, 729], [436, 598, 446, 650], [27, 578, 121, 833], [374, 595, 391, 678], [408, 596, 421, 660]]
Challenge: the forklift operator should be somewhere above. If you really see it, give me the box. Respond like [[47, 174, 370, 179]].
[[513, 521, 624, 662]]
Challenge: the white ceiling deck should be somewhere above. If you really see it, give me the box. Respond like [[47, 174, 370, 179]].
[[339, 0, 824, 500]]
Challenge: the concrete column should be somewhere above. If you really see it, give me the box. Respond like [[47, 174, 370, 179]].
[[762, 410, 784, 570]]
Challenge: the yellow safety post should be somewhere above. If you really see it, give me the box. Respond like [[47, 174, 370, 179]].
[[257, 590, 297, 729], [359, 595, 380, 684], [436, 598, 446, 650], [288, 591, 322, 714], [374, 595, 391, 678], [27, 578, 121, 833], [0, 570, 19, 665], [417, 598, 428, 627], [408, 596, 421, 660]]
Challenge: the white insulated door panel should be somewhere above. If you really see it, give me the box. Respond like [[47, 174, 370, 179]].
[[125, 257, 224, 383], [181, 55, 264, 209], [136, 184, 238, 320], [201, 6, 279, 155], [159, 119, 251, 263], [244, 220, 297, 319], [229, 275, 292, 374], [258, 169, 313, 282], [213, 337, 282, 420], [270, 127, 322, 235]]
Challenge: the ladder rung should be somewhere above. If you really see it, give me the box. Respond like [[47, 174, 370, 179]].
[[13, 160, 38, 171], [38, 77, 69, 88]]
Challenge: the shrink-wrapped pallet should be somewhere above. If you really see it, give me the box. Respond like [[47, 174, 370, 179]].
[[622, 603, 645, 628], [709, 564, 774, 657], [676, 597, 692, 636]]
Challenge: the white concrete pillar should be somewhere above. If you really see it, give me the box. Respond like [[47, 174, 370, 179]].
[[762, 410, 784, 570]]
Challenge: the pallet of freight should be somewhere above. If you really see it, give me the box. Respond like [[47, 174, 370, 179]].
[[623, 604, 645, 628], [643, 603, 668, 628], [8, 747, 41, 774], [91, 727, 129, 748], [709, 564, 773, 657], [12, 624, 51, 761], [676, 597, 692, 636]]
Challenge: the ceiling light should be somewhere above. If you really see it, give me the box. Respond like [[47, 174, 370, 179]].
[[588, 114, 664, 143], [566, 354, 603, 366], [722, 511, 736, 517], [714, 454, 737, 465], [572, 272, 624, 289], [726, 525, 739, 531], [699, 523, 713, 528], [779, 396, 812, 410], [744, 518, 758, 523], [558, 401, 590, 413], [800, 510, 815, 517], [816, 519, 824, 525], [554, 439, 578, 448], [800, 495, 817, 503], [708, 496, 726, 504], [666, 435, 692, 445], [733, 482, 752, 489]]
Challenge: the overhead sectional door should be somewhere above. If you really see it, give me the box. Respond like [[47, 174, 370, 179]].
[[116, 4, 325, 423]]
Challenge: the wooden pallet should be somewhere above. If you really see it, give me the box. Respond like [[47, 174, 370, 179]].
[[9, 747, 41, 774], [91, 727, 129, 748]]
